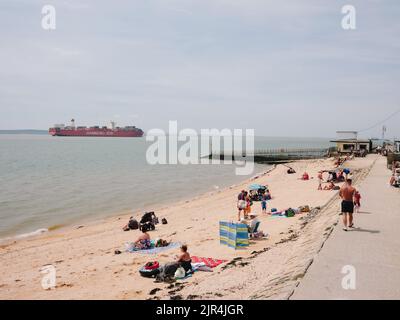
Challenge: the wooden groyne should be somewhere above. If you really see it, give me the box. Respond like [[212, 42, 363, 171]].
[[208, 147, 332, 164]]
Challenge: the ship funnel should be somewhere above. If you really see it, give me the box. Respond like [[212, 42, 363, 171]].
[[71, 118, 76, 129], [110, 121, 116, 130]]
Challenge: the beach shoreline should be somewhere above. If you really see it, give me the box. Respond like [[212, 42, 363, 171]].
[[0, 164, 275, 245], [0, 156, 377, 300]]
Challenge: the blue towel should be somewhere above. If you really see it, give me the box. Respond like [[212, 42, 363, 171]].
[[126, 242, 181, 254]]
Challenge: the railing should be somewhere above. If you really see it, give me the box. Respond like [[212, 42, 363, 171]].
[[209, 147, 331, 163]]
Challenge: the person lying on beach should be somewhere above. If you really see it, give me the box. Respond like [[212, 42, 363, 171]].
[[155, 238, 170, 247], [133, 225, 152, 249], [175, 244, 192, 274], [299, 172, 310, 180], [323, 182, 336, 190]]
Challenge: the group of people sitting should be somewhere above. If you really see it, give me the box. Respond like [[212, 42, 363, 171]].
[[154, 244, 193, 282], [317, 168, 351, 191], [132, 225, 193, 281]]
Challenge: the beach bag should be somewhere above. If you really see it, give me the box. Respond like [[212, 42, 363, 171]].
[[300, 205, 310, 213], [139, 262, 160, 278], [219, 221, 249, 249], [174, 267, 186, 279], [271, 208, 277, 213], [144, 261, 160, 270], [285, 208, 296, 217], [128, 219, 139, 230], [238, 200, 246, 210], [162, 218, 168, 225], [140, 221, 155, 231], [155, 239, 169, 247], [140, 212, 155, 224]]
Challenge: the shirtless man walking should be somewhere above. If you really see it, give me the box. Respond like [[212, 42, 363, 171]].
[[339, 179, 356, 231]]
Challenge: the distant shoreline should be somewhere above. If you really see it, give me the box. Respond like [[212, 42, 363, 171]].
[[0, 130, 47, 135]]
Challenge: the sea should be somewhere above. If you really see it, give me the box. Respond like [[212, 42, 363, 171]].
[[0, 133, 333, 240]]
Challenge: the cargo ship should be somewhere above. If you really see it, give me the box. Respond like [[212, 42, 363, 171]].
[[49, 119, 144, 137]]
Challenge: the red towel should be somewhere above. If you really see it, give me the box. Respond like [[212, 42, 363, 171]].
[[191, 256, 227, 268]]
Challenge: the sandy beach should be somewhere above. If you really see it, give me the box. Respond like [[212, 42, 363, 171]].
[[0, 156, 377, 300]]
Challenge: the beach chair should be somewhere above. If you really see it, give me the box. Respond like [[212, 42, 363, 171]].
[[250, 221, 260, 234]]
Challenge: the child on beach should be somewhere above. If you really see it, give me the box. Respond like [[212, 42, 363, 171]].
[[354, 191, 361, 213], [244, 194, 252, 218], [261, 194, 268, 213]]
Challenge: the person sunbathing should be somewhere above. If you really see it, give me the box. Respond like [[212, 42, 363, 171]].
[[133, 225, 151, 249], [323, 182, 335, 190], [176, 245, 192, 274]]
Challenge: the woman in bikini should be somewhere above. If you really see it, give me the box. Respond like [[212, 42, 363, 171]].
[[176, 245, 192, 274], [133, 224, 152, 249]]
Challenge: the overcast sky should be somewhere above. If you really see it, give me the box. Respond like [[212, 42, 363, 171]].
[[1, 0, 399, 138]]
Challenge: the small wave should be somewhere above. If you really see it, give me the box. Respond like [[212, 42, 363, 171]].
[[0, 228, 48, 243]]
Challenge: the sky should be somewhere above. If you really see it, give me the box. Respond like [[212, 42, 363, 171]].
[[0, 0, 400, 138]]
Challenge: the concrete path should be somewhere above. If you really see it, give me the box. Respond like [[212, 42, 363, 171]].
[[291, 156, 400, 299]]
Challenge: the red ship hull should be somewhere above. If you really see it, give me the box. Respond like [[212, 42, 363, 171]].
[[49, 128, 144, 137]]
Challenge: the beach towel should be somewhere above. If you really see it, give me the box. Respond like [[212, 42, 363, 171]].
[[219, 221, 249, 249], [191, 256, 227, 268], [191, 262, 212, 272], [126, 241, 181, 254]]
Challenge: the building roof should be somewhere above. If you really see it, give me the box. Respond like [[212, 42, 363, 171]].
[[330, 139, 371, 143]]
